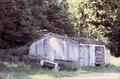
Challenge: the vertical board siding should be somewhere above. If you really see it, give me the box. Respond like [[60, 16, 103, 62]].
[[84, 46, 89, 66], [48, 36, 57, 61], [29, 42, 37, 57], [36, 39, 44, 58], [74, 43, 79, 62], [44, 38, 50, 60], [68, 41, 79, 61], [67, 41, 74, 60], [48, 38, 55, 61], [29, 34, 110, 67], [104, 48, 110, 65], [79, 45, 90, 67], [50, 37, 61, 60], [79, 46, 84, 67], [89, 45, 95, 66], [62, 39, 67, 60]]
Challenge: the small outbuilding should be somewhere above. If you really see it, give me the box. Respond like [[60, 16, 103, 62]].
[[29, 33, 110, 67]]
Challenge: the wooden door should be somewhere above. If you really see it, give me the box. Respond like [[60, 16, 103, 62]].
[[95, 46, 104, 66]]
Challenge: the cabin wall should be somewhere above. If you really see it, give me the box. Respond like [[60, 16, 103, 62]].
[[104, 48, 110, 65], [29, 35, 79, 62], [78, 44, 109, 67], [89, 45, 95, 66], [83, 46, 89, 66], [79, 44, 96, 67], [29, 42, 37, 57], [29, 35, 110, 67], [67, 40, 79, 61], [29, 36, 55, 61]]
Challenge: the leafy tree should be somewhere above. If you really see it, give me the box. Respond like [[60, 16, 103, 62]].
[[30, 0, 75, 36], [66, 0, 120, 57], [0, 0, 36, 48], [80, 0, 120, 57], [66, 0, 106, 40], [90, 0, 120, 57], [0, 0, 75, 49]]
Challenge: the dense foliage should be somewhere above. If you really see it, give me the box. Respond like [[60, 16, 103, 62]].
[[66, 0, 120, 57], [0, 0, 36, 48], [0, 0, 75, 49], [85, 0, 120, 57], [92, 0, 120, 57]]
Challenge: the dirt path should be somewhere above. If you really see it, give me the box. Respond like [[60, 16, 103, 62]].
[[64, 73, 120, 79]]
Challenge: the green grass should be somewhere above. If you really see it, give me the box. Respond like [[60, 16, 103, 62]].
[[0, 62, 75, 79], [0, 63, 119, 79], [0, 56, 120, 79]]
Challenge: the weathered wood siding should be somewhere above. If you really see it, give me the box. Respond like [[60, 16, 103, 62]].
[[29, 35, 79, 62], [89, 45, 95, 66], [104, 47, 110, 65], [79, 44, 96, 67], [29, 34, 110, 67]]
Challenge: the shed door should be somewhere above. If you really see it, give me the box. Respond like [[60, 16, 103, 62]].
[[79, 45, 90, 67], [95, 46, 104, 66]]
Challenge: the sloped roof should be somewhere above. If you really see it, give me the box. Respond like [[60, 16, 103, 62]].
[[71, 37, 104, 45], [46, 33, 78, 43], [48, 33, 104, 45], [33, 33, 104, 45]]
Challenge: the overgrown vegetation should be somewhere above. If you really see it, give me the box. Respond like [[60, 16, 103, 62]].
[[0, 58, 120, 79]]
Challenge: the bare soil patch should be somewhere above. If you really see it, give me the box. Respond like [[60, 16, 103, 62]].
[[64, 73, 120, 79]]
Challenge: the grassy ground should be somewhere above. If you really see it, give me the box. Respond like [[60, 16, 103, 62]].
[[0, 56, 120, 79]]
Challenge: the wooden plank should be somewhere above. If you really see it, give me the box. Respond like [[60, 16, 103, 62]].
[[104, 48, 110, 65], [79, 45, 90, 67], [89, 45, 95, 66], [84, 46, 89, 67], [79, 46, 84, 67], [36, 39, 44, 58], [67, 40, 79, 61], [29, 42, 37, 56], [62, 39, 68, 60], [40, 60, 59, 71]]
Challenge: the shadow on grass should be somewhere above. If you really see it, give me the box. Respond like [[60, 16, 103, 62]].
[[0, 62, 120, 79]]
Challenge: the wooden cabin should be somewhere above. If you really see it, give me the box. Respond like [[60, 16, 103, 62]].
[[29, 33, 110, 67]]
